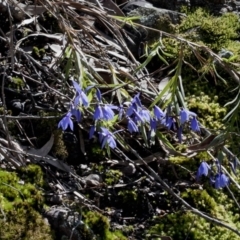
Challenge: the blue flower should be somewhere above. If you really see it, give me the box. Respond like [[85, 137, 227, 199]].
[[191, 117, 200, 132], [93, 105, 116, 121], [196, 161, 210, 181], [126, 93, 142, 117], [165, 116, 174, 130], [96, 88, 102, 102], [89, 125, 96, 139], [99, 127, 117, 149], [94, 105, 103, 120], [177, 126, 183, 143], [153, 106, 164, 120], [117, 105, 124, 120], [215, 173, 229, 189], [132, 92, 142, 107], [180, 109, 197, 125], [71, 108, 81, 122], [127, 118, 138, 133], [150, 118, 157, 132], [72, 80, 89, 107], [102, 105, 115, 120], [58, 112, 73, 131], [138, 108, 151, 123], [133, 110, 144, 123], [180, 109, 189, 124]]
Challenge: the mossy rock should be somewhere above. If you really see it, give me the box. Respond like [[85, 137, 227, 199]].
[[0, 166, 54, 240]]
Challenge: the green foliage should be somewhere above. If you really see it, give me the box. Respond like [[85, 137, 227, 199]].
[[0, 167, 54, 239], [147, 188, 240, 239], [104, 170, 122, 185], [178, 8, 240, 51], [11, 77, 24, 88], [186, 93, 226, 130], [147, 210, 240, 240], [32, 46, 45, 59], [83, 211, 127, 240], [182, 189, 218, 213], [17, 164, 45, 187], [118, 189, 138, 203], [88, 144, 106, 161]]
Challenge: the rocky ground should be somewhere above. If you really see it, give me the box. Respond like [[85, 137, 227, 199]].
[[0, 1, 240, 240]]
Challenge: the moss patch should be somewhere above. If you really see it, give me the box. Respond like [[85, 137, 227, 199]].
[[0, 166, 54, 240]]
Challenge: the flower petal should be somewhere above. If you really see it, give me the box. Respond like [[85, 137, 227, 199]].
[[128, 118, 138, 133], [72, 80, 82, 93], [180, 109, 189, 125], [191, 117, 200, 132], [154, 106, 164, 120], [196, 161, 210, 180]]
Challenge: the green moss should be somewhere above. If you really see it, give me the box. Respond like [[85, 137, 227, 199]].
[[0, 168, 54, 239], [52, 130, 68, 159], [83, 211, 127, 240], [11, 77, 24, 88], [32, 46, 46, 59], [147, 187, 240, 239], [177, 8, 240, 51], [104, 170, 122, 185], [17, 164, 45, 187], [118, 190, 138, 203], [186, 93, 226, 130], [88, 144, 106, 162], [146, 211, 240, 240]]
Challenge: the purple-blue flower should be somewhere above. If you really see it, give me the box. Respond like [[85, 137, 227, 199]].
[[180, 109, 197, 125], [58, 112, 74, 131], [132, 93, 142, 107], [118, 105, 124, 120], [72, 80, 89, 107], [127, 118, 138, 133], [137, 108, 151, 123], [214, 173, 229, 189], [89, 125, 96, 139], [153, 106, 164, 120], [177, 126, 183, 143], [94, 105, 103, 120], [96, 88, 102, 102], [150, 118, 157, 132], [93, 105, 115, 121], [71, 108, 81, 122], [191, 117, 200, 132], [165, 116, 174, 130], [102, 105, 115, 120], [99, 127, 117, 149], [196, 161, 210, 180], [126, 93, 142, 117], [180, 109, 189, 125], [133, 110, 144, 123]]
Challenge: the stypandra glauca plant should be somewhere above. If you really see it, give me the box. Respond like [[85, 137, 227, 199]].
[[56, 11, 240, 238]]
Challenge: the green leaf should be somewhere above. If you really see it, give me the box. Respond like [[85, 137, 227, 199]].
[[156, 131, 175, 150], [206, 133, 226, 149], [149, 75, 175, 109], [224, 87, 240, 107], [140, 123, 149, 147], [223, 97, 240, 121], [217, 151, 224, 164], [109, 64, 122, 104], [157, 50, 169, 65]]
